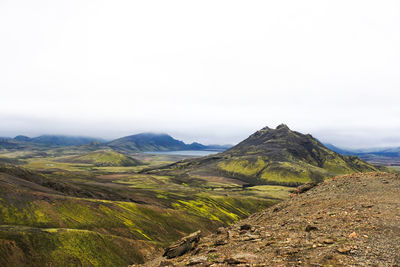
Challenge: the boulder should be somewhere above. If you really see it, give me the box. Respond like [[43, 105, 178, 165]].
[[163, 231, 201, 259]]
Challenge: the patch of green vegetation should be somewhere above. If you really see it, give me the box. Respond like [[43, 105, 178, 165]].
[[388, 166, 400, 173], [217, 158, 317, 185], [0, 226, 153, 266], [63, 150, 142, 167], [259, 161, 325, 185], [24, 160, 92, 171], [218, 157, 266, 177]]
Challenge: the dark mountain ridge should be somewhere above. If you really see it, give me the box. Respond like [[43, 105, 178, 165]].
[[107, 133, 230, 153], [24, 135, 105, 146]]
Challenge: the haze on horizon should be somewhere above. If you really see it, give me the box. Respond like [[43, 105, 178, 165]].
[[1, 0, 399, 149]]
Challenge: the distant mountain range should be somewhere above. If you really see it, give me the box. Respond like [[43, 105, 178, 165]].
[[325, 143, 400, 157], [324, 143, 400, 166], [0, 133, 231, 152], [107, 133, 230, 152], [15, 135, 104, 146], [2, 131, 400, 164], [146, 124, 378, 186]]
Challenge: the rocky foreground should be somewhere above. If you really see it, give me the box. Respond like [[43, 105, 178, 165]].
[[138, 172, 400, 266]]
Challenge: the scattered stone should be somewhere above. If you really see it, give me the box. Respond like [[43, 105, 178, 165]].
[[273, 206, 281, 212], [216, 227, 226, 235], [361, 204, 373, 208], [214, 238, 227, 246], [305, 225, 318, 232], [337, 246, 352, 254], [294, 182, 318, 194], [158, 259, 175, 266], [240, 224, 252, 231], [224, 253, 258, 264], [242, 234, 260, 241], [224, 257, 245, 265], [348, 232, 358, 239], [323, 239, 335, 244], [163, 230, 201, 259], [186, 256, 208, 266]]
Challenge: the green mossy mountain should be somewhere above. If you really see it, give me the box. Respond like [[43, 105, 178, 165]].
[[147, 124, 378, 186], [63, 150, 143, 166], [107, 133, 188, 152]]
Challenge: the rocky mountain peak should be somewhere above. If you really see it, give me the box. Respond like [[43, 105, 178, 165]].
[[276, 123, 290, 130]]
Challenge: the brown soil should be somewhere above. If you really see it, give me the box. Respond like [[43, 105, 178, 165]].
[[144, 172, 400, 266]]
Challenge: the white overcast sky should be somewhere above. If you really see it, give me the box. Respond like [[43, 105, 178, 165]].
[[1, 0, 399, 148]]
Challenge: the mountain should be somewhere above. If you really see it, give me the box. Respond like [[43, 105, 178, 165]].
[[13, 135, 32, 142], [0, 138, 24, 149], [28, 135, 104, 146], [323, 143, 354, 155], [323, 143, 400, 166], [158, 172, 400, 266], [108, 133, 187, 152], [62, 150, 143, 166], [357, 147, 400, 158], [0, 135, 105, 150], [107, 133, 229, 153], [147, 124, 378, 186]]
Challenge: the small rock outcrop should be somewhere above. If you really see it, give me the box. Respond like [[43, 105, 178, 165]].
[[162, 230, 201, 259]]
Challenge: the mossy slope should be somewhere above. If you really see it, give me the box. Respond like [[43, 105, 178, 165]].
[[63, 150, 142, 166]]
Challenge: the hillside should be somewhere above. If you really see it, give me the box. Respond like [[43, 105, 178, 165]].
[[0, 159, 282, 266], [149, 172, 400, 266], [62, 150, 143, 166], [146, 124, 377, 186]]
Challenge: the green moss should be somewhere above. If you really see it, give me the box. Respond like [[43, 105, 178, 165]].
[[218, 157, 266, 177], [0, 226, 152, 266], [64, 150, 142, 167]]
